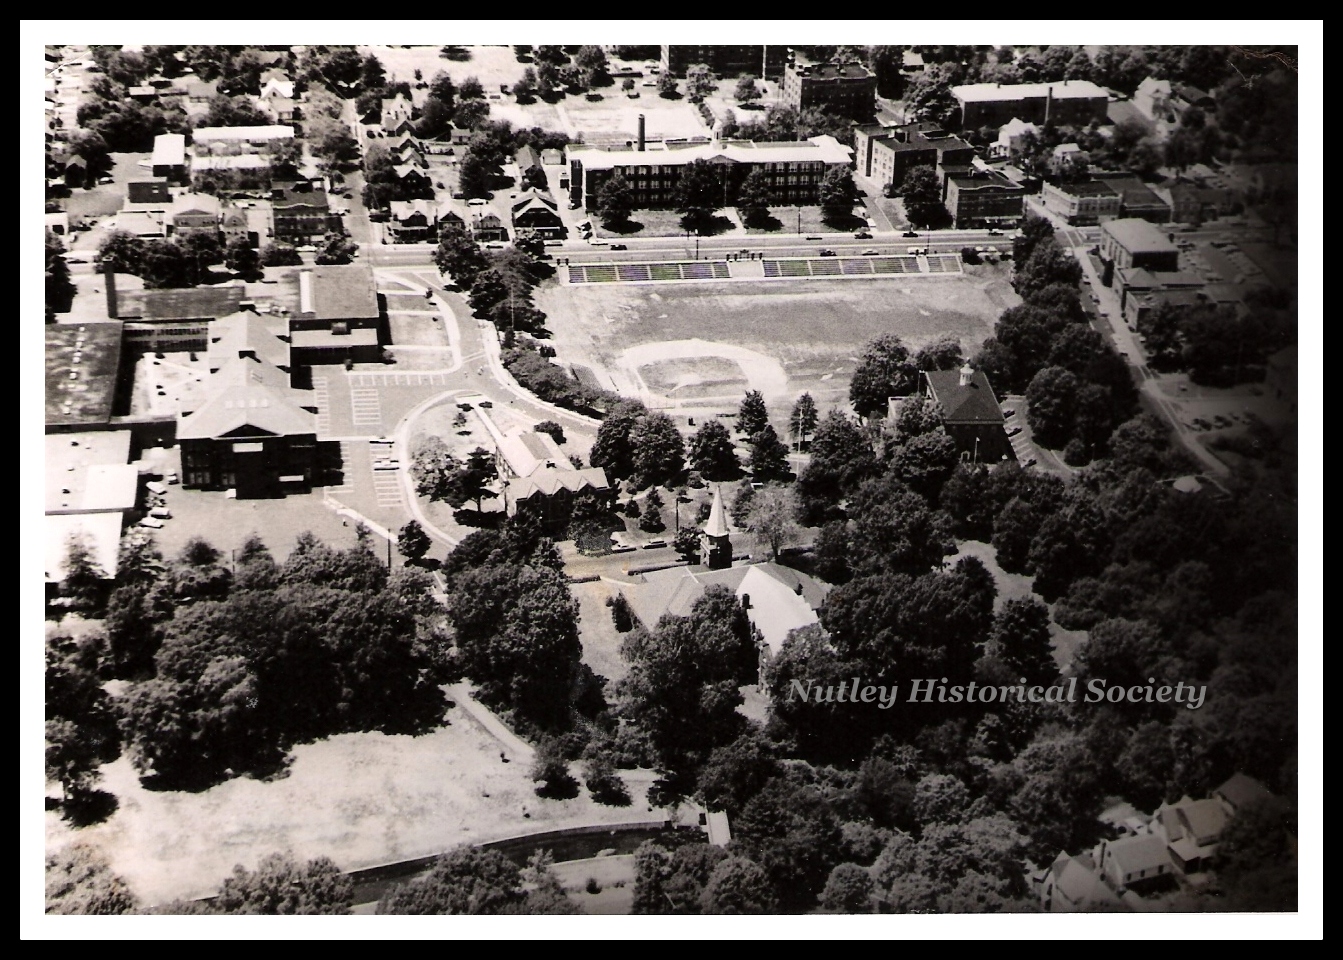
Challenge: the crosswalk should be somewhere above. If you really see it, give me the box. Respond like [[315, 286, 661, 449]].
[[349, 371, 453, 388]]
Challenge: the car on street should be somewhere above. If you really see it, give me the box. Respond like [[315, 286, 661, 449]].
[[818, 248, 836, 256], [62, 255, 88, 264], [861, 248, 879, 256], [484, 241, 505, 249], [643, 539, 668, 550], [987, 228, 1003, 236], [96, 175, 114, 184], [804, 234, 823, 240], [609, 243, 627, 250], [853, 230, 872, 239], [1023, 457, 1037, 468], [588, 237, 609, 246], [902, 230, 919, 238], [478, 400, 493, 408]]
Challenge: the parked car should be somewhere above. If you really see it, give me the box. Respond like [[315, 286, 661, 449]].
[[145, 481, 168, 496], [149, 507, 172, 519], [96, 175, 114, 185], [861, 248, 879, 256], [902, 230, 920, 238], [373, 458, 400, 471], [588, 237, 609, 246], [818, 248, 836, 256], [643, 539, 668, 550], [165, 472, 179, 484], [138, 516, 165, 529], [853, 230, 872, 239], [484, 241, 505, 249], [609, 243, 627, 250], [1007, 426, 1022, 437], [804, 234, 823, 240]]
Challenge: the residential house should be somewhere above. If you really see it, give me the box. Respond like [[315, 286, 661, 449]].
[[540, 148, 564, 167], [1213, 773, 1275, 817], [169, 192, 222, 239], [1036, 852, 1127, 913], [900, 50, 927, 77], [567, 134, 852, 211], [271, 180, 338, 244], [151, 132, 187, 183], [991, 117, 1039, 159], [394, 164, 434, 197], [516, 144, 542, 181], [1154, 797, 1230, 875], [1098, 834, 1174, 892], [193, 124, 296, 153], [943, 172, 1025, 229], [1040, 180, 1122, 225], [390, 134, 427, 168], [256, 92, 298, 124], [951, 80, 1109, 130], [781, 60, 876, 119], [387, 199, 444, 242], [381, 93, 413, 131], [221, 200, 274, 248], [471, 212, 508, 243], [288, 264, 383, 366], [474, 412, 610, 526], [1172, 83, 1216, 113], [510, 191, 566, 240], [1134, 77, 1174, 122], [920, 364, 1014, 463], [1100, 218, 1180, 274], [128, 85, 159, 104]]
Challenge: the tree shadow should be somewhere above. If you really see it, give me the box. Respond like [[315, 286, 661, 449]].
[[441, 46, 473, 62], [820, 212, 867, 231], [605, 219, 645, 236], [453, 508, 506, 529], [743, 214, 783, 232], [60, 789, 120, 827], [535, 773, 581, 800]]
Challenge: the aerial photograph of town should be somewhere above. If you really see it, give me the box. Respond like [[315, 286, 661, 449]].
[[26, 21, 1319, 937]]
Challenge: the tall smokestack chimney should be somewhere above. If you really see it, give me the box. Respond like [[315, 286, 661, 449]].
[[102, 257, 117, 319], [1045, 86, 1053, 126], [638, 114, 646, 152]]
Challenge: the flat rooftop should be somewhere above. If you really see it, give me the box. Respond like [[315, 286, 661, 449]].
[[953, 80, 1108, 102], [299, 265, 380, 321], [46, 431, 137, 514], [1103, 217, 1178, 254], [46, 323, 124, 426], [568, 135, 853, 171], [115, 283, 246, 321]]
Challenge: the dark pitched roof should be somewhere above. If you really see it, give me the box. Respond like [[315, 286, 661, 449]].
[[925, 368, 1005, 424], [515, 144, 541, 170]]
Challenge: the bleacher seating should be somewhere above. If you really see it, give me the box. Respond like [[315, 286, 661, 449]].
[[810, 258, 841, 275], [841, 259, 875, 275], [650, 263, 682, 281], [617, 263, 652, 281]]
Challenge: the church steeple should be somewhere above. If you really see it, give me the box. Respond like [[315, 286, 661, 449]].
[[701, 484, 732, 570]]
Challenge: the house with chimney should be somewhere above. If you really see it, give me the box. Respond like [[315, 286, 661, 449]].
[[471, 211, 508, 243], [510, 191, 565, 240]]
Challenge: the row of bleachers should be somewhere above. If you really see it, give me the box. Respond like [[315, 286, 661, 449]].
[[873, 257, 915, 274], [926, 255, 963, 274], [681, 262, 715, 280], [650, 263, 683, 281], [617, 263, 652, 281], [841, 259, 875, 275], [710, 262, 731, 279], [810, 258, 842, 275]]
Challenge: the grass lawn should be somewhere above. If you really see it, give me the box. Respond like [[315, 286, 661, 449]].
[[593, 208, 741, 240], [572, 580, 631, 685], [46, 710, 657, 906], [744, 206, 867, 236]]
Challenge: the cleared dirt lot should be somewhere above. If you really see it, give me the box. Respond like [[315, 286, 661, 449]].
[[536, 268, 1019, 421]]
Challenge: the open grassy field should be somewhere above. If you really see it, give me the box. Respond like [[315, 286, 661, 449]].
[[535, 268, 1019, 423], [46, 710, 657, 906]]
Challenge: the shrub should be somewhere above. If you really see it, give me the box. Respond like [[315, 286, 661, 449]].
[[583, 753, 631, 806], [607, 593, 635, 632]]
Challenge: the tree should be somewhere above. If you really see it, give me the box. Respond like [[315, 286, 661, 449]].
[[887, 430, 959, 502], [746, 483, 801, 560], [735, 167, 773, 228], [657, 72, 679, 98], [59, 533, 107, 614], [45, 844, 138, 915], [736, 390, 770, 441], [198, 94, 271, 129], [639, 491, 667, 534], [675, 158, 721, 232], [685, 63, 715, 102], [98, 229, 146, 275], [589, 398, 648, 482], [1025, 366, 1080, 449], [513, 66, 538, 103], [850, 334, 917, 420], [986, 597, 1056, 685], [410, 436, 462, 502], [899, 166, 944, 228], [260, 242, 303, 267], [583, 752, 630, 805], [818, 166, 856, 222], [397, 521, 431, 565], [45, 232, 75, 319], [223, 235, 261, 279], [434, 225, 490, 287], [847, 474, 954, 577], [796, 411, 878, 524], [596, 171, 635, 228], [379, 845, 531, 915], [700, 856, 778, 914], [788, 393, 819, 450], [197, 853, 354, 915], [906, 64, 959, 126], [1013, 236, 1082, 300], [688, 420, 741, 482], [312, 232, 358, 267], [629, 413, 686, 489], [914, 337, 964, 373], [749, 425, 791, 484], [458, 447, 497, 513], [531, 735, 580, 799]]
